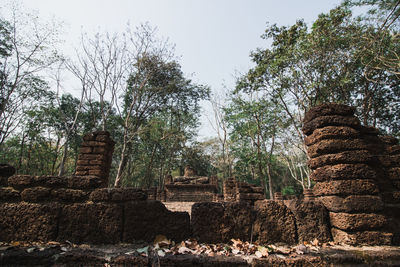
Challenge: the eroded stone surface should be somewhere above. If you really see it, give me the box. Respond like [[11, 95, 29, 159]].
[[0, 203, 59, 242], [318, 195, 384, 213], [307, 139, 369, 158], [302, 115, 360, 136], [329, 212, 386, 231], [313, 179, 379, 196], [286, 199, 332, 243], [303, 104, 355, 124], [308, 150, 374, 169], [123, 200, 190, 243], [305, 126, 360, 146], [331, 228, 393, 246], [253, 200, 297, 245], [58, 203, 122, 244], [310, 163, 377, 182]]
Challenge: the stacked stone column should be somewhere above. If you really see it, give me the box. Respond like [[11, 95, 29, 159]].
[[75, 131, 115, 187], [303, 104, 392, 245]]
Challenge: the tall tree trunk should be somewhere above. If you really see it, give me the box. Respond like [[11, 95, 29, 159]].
[[58, 135, 69, 176]]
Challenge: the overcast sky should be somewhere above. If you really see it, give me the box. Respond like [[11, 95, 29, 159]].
[[19, 0, 342, 139]]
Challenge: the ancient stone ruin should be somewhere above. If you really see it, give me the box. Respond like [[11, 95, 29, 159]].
[[223, 177, 265, 204], [303, 103, 400, 245], [1, 104, 400, 258]]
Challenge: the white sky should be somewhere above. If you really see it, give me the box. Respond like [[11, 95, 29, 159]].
[[18, 0, 342, 139]]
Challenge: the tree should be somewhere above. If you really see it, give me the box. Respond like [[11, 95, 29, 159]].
[[0, 4, 62, 145], [224, 92, 286, 199]]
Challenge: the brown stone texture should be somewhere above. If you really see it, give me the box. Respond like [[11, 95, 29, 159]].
[[329, 212, 386, 231], [302, 115, 360, 136], [379, 154, 400, 168], [222, 202, 254, 242], [67, 175, 104, 189], [165, 184, 217, 202], [305, 126, 360, 146], [313, 179, 379, 196], [286, 199, 332, 243], [8, 175, 34, 189], [310, 163, 377, 182], [58, 203, 122, 244], [0, 187, 20, 201], [21, 187, 51, 202], [0, 203, 59, 242], [303, 103, 397, 245], [123, 200, 190, 243], [253, 200, 297, 245], [51, 188, 89, 202], [222, 178, 265, 204], [331, 228, 393, 246], [76, 131, 115, 186], [307, 139, 368, 158], [318, 195, 384, 213], [191, 202, 254, 243], [0, 163, 16, 178], [89, 188, 147, 202], [303, 103, 355, 124], [308, 150, 375, 169], [191, 202, 225, 243]]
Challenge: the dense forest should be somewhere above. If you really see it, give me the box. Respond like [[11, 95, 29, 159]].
[[0, 0, 399, 198]]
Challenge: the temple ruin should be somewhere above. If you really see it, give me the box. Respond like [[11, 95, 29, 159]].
[[1, 103, 400, 265]]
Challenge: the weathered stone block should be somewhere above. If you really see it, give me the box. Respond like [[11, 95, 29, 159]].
[[0, 187, 20, 201], [302, 115, 360, 136], [286, 199, 332, 243], [305, 126, 359, 146], [331, 228, 392, 246], [307, 139, 368, 158], [253, 200, 297, 245], [123, 200, 190, 243], [0, 203, 59, 242], [89, 188, 147, 202], [308, 150, 374, 169], [222, 202, 254, 242], [380, 135, 399, 146], [58, 203, 122, 244], [21, 187, 51, 202], [191, 202, 224, 243], [67, 176, 104, 189], [34, 176, 67, 188], [379, 155, 400, 168], [8, 175, 34, 189], [303, 104, 355, 124], [78, 154, 107, 161], [51, 188, 89, 202], [79, 147, 93, 154], [313, 179, 379, 196], [0, 164, 16, 178], [311, 163, 376, 182], [329, 212, 386, 231], [318, 195, 384, 213]]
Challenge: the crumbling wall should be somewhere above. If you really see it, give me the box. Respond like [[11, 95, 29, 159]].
[[0, 132, 190, 244], [303, 103, 397, 245], [222, 178, 265, 204]]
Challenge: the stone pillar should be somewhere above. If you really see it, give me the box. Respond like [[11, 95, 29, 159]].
[[274, 192, 283, 201], [223, 178, 237, 202], [303, 103, 392, 245], [75, 131, 115, 187]]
